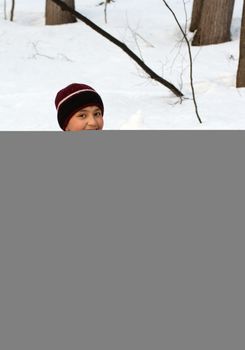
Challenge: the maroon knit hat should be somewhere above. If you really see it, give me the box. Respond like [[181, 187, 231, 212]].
[[55, 83, 104, 130]]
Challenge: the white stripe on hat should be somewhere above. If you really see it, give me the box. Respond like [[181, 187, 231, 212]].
[[57, 89, 96, 110]]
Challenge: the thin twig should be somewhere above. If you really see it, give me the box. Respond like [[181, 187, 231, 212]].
[[29, 42, 73, 62], [134, 32, 155, 48], [183, 0, 188, 36], [162, 0, 202, 123], [127, 24, 144, 61], [30, 42, 55, 60], [104, 1, 108, 23]]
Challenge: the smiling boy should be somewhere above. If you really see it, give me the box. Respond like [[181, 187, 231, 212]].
[[55, 83, 104, 131]]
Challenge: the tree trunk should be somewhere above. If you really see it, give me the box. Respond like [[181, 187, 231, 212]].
[[189, 0, 204, 32], [10, 0, 15, 21], [192, 0, 235, 46], [4, 0, 7, 20], [237, 0, 245, 87], [45, 0, 76, 25]]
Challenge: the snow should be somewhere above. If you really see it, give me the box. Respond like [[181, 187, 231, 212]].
[[0, 0, 244, 130]]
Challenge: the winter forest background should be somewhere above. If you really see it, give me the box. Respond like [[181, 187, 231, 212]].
[[1, 0, 245, 130]]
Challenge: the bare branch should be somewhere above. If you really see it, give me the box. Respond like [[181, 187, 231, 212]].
[[29, 41, 73, 62], [127, 24, 145, 61], [51, 0, 184, 98], [30, 42, 55, 60], [162, 0, 202, 123]]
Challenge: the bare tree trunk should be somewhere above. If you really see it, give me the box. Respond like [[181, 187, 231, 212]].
[[189, 0, 204, 32], [237, 0, 245, 87], [192, 0, 235, 46], [45, 0, 76, 25], [4, 0, 7, 19], [10, 0, 15, 21]]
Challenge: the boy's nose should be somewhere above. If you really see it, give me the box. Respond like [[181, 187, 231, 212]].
[[88, 114, 97, 126]]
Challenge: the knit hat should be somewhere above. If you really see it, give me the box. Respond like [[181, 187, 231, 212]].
[[55, 83, 104, 130]]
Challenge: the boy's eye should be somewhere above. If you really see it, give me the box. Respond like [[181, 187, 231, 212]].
[[79, 114, 87, 119], [95, 111, 102, 117]]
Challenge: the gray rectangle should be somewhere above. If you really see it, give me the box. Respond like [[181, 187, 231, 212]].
[[0, 131, 244, 350]]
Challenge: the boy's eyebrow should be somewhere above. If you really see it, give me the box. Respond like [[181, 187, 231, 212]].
[[78, 107, 101, 112]]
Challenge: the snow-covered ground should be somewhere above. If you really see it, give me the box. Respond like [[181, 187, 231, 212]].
[[0, 0, 244, 130]]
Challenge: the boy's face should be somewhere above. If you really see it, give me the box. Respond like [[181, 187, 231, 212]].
[[65, 106, 104, 131]]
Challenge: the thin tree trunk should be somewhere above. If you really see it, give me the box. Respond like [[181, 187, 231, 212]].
[[10, 0, 15, 21], [237, 0, 245, 87], [4, 0, 7, 19], [46, 0, 76, 25], [189, 0, 204, 32], [192, 0, 235, 46]]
